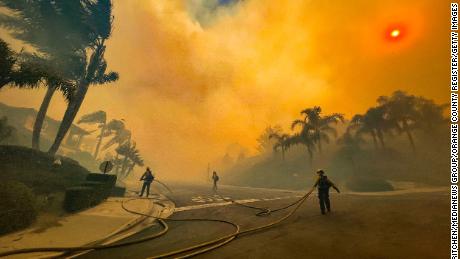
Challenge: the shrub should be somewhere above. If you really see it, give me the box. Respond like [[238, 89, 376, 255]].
[[86, 173, 117, 197], [0, 181, 38, 235], [111, 186, 126, 197], [63, 186, 96, 212], [86, 173, 117, 186], [81, 181, 107, 205], [346, 177, 394, 192], [0, 145, 88, 194]]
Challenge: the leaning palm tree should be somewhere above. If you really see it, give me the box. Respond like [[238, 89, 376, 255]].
[[126, 152, 144, 178], [0, 0, 94, 150], [292, 106, 344, 153], [124, 142, 144, 179], [102, 124, 131, 151], [102, 122, 131, 174], [115, 141, 142, 179], [77, 110, 107, 159], [0, 39, 46, 89], [47, 0, 119, 155], [269, 132, 291, 161]]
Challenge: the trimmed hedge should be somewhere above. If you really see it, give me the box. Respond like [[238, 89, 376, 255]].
[[86, 173, 117, 198], [63, 186, 96, 212], [81, 181, 106, 206], [111, 186, 126, 197], [63, 173, 117, 213], [0, 181, 38, 235], [346, 178, 394, 192]]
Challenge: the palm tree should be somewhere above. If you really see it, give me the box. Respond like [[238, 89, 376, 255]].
[[378, 91, 418, 152], [256, 125, 282, 154], [102, 121, 131, 174], [269, 132, 291, 161], [350, 106, 389, 150], [414, 97, 448, 134], [289, 121, 316, 166], [291, 106, 344, 153], [349, 114, 378, 149], [0, 0, 94, 150], [337, 128, 365, 172], [48, 0, 119, 155], [125, 147, 144, 179], [115, 141, 143, 179], [77, 111, 107, 159], [102, 123, 131, 151], [0, 39, 47, 89]]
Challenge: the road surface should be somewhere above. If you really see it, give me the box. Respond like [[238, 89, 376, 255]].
[[76, 182, 449, 259]]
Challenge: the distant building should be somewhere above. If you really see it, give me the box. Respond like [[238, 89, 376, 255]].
[[0, 102, 93, 152]]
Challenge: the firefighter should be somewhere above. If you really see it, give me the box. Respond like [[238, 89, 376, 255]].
[[212, 171, 219, 191], [313, 169, 340, 215], [139, 167, 154, 197]]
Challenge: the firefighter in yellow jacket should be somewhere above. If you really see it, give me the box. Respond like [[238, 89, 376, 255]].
[[313, 169, 340, 215]]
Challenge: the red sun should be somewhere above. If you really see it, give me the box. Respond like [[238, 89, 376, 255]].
[[384, 24, 406, 42]]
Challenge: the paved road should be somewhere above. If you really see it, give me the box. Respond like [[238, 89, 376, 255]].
[[77, 182, 449, 259]]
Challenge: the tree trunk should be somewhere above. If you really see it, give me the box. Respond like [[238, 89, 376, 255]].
[[370, 130, 379, 150], [32, 85, 56, 150], [281, 147, 285, 161], [47, 42, 105, 155], [125, 162, 135, 178], [48, 82, 89, 155], [120, 155, 129, 176], [317, 137, 322, 153], [307, 148, 313, 167], [377, 129, 385, 149], [93, 124, 106, 159], [115, 153, 120, 174], [403, 120, 416, 153]]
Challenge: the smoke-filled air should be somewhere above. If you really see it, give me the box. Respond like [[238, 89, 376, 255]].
[[0, 0, 452, 258], [0, 0, 449, 182]]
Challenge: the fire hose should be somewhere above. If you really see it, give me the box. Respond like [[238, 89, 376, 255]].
[[0, 181, 315, 258]]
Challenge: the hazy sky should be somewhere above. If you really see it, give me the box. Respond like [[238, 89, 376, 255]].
[[0, 0, 450, 179]]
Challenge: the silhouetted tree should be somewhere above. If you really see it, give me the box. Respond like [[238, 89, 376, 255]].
[[414, 97, 448, 134], [0, 39, 46, 89], [292, 106, 344, 153], [78, 110, 107, 159], [116, 142, 143, 179], [378, 91, 418, 152], [350, 106, 390, 149], [256, 125, 282, 154], [337, 128, 365, 173], [0, 0, 94, 150], [48, 0, 119, 155], [269, 132, 291, 161], [290, 121, 316, 166]]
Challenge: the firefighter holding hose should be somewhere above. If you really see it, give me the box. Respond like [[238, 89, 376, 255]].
[[313, 169, 340, 215], [139, 167, 154, 197]]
